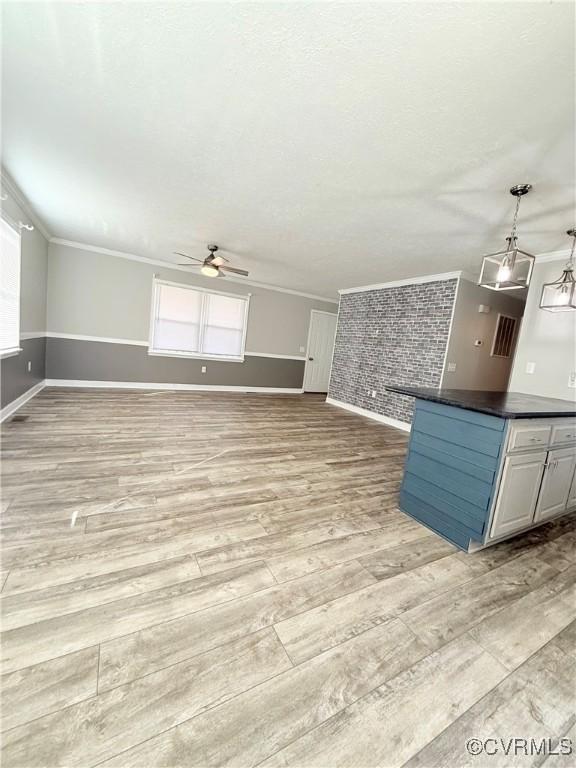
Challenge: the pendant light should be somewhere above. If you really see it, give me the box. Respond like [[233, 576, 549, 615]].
[[540, 229, 576, 312], [478, 184, 535, 291]]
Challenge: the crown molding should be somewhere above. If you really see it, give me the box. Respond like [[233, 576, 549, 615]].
[[49, 238, 339, 304], [339, 271, 462, 295], [533, 248, 573, 264], [0, 169, 52, 240]]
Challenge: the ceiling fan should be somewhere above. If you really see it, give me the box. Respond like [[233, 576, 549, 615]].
[[174, 244, 249, 278]]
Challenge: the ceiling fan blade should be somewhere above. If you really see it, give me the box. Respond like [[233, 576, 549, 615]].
[[173, 251, 204, 263], [177, 263, 202, 267], [220, 266, 249, 276]]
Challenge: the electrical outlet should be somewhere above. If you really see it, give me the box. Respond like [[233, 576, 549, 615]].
[[201, 366, 207, 374], [568, 372, 576, 388], [447, 362, 457, 372], [526, 362, 536, 375], [27, 361, 31, 372], [371, 390, 376, 398]]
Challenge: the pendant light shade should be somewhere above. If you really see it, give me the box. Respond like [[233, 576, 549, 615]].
[[540, 229, 576, 312], [478, 184, 535, 291]]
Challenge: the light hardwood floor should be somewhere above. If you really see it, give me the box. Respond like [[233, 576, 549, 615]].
[[1, 388, 574, 767]]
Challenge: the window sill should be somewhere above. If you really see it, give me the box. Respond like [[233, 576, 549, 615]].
[[148, 349, 245, 363], [0, 348, 23, 360]]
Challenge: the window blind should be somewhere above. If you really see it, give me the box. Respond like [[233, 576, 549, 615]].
[[152, 283, 203, 354], [149, 280, 249, 361], [0, 218, 21, 355], [203, 292, 246, 358]]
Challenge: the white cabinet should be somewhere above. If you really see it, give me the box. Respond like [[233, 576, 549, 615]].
[[490, 452, 547, 539], [488, 416, 576, 544], [534, 447, 576, 523]]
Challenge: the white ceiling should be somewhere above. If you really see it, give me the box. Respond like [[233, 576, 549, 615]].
[[2, 2, 574, 300]]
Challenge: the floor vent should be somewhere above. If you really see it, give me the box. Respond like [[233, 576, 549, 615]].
[[9, 414, 29, 423]]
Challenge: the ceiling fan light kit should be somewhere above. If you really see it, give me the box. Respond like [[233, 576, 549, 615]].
[[539, 229, 576, 312], [201, 263, 219, 277], [478, 184, 535, 292]]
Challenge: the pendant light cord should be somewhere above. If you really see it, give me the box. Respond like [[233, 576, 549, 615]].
[[568, 232, 576, 269], [509, 195, 522, 245]]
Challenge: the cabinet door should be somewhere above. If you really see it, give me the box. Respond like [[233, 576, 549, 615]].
[[569, 466, 576, 509], [534, 448, 576, 523], [490, 452, 547, 539]]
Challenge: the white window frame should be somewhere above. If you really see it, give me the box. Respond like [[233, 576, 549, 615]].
[[0, 216, 22, 359], [148, 278, 250, 362]]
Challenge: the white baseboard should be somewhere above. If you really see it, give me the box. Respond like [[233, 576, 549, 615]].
[[44, 379, 304, 394], [0, 380, 46, 423], [325, 396, 411, 432]]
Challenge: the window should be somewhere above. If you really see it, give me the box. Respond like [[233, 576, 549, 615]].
[[491, 313, 518, 358], [149, 279, 249, 361], [0, 218, 21, 357]]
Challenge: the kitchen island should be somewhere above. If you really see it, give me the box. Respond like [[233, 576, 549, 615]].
[[386, 386, 576, 551]]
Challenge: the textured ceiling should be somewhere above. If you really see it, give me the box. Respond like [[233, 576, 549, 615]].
[[2, 1, 574, 299]]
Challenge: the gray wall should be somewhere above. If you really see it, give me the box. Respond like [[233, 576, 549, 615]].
[[0, 181, 49, 409], [1, 337, 46, 408], [328, 279, 458, 424], [46, 338, 304, 388], [442, 278, 525, 391], [44, 242, 336, 389], [509, 258, 576, 401], [47, 243, 336, 356]]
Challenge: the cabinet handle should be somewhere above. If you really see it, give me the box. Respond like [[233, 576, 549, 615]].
[[543, 462, 553, 470], [529, 437, 542, 442]]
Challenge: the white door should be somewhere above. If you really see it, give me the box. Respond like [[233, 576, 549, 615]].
[[303, 311, 337, 393], [490, 451, 547, 539], [534, 447, 576, 522]]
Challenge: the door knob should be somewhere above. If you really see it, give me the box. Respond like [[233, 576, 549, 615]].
[[308, 357, 314, 361]]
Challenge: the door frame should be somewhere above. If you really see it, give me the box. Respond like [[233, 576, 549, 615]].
[[303, 309, 338, 393]]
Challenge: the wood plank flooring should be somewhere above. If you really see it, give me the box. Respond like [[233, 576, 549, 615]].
[[1, 388, 575, 768]]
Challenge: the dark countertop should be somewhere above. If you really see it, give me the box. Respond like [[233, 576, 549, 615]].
[[385, 385, 576, 419]]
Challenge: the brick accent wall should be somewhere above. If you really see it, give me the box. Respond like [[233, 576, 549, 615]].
[[328, 279, 458, 424]]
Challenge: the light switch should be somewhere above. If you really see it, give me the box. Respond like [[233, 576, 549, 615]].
[[299, 346, 305, 353], [568, 372, 576, 388], [525, 362, 536, 375], [27, 361, 31, 372], [447, 362, 457, 372], [201, 366, 207, 374]]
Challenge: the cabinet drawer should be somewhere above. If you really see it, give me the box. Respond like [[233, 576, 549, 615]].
[[508, 424, 551, 452], [551, 423, 576, 446]]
